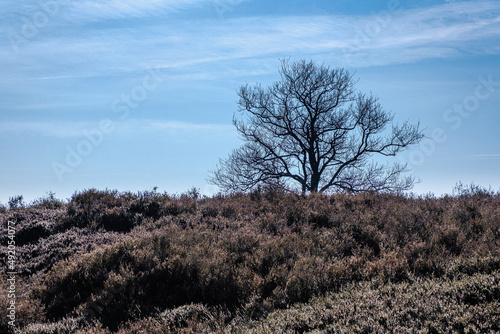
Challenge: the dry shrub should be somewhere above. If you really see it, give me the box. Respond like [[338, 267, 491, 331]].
[[65, 189, 135, 231], [0, 277, 46, 332], [236, 271, 500, 333], [2, 187, 498, 332]]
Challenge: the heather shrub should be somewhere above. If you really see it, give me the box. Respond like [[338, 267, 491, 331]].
[[64, 189, 136, 232], [30, 192, 65, 210], [20, 316, 87, 334], [431, 224, 464, 256], [1, 208, 61, 246], [235, 271, 500, 333], [0, 209, 70, 277], [129, 191, 197, 219], [5, 187, 499, 332], [283, 256, 334, 304], [100, 207, 135, 232], [201, 206, 218, 218], [34, 228, 247, 329], [220, 205, 237, 219], [79, 304, 228, 334], [16, 224, 51, 246], [34, 240, 141, 324], [452, 181, 497, 198], [0, 277, 46, 331], [8, 195, 25, 210], [16, 228, 119, 276], [128, 193, 164, 219], [155, 304, 220, 333]]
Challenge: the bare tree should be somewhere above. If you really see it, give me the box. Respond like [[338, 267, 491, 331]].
[[209, 59, 423, 194]]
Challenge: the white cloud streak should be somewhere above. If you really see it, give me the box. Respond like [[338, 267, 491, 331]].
[[148, 121, 233, 132], [470, 154, 500, 159], [0, 121, 90, 138], [1, 0, 499, 114], [0, 0, 217, 22], [2, 1, 498, 77], [0, 120, 234, 138], [66, 0, 210, 22]]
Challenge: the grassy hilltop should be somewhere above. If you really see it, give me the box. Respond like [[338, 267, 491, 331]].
[[0, 186, 499, 333]]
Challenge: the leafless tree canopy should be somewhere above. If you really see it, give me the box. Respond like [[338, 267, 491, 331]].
[[210, 59, 423, 194]]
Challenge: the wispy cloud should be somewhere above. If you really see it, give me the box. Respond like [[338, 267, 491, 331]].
[[336, 1, 500, 66], [1, 0, 217, 24], [2, 1, 499, 81], [1, 0, 499, 115], [116, 119, 236, 138], [470, 154, 500, 159], [0, 121, 91, 138], [148, 121, 233, 132], [0, 120, 235, 138]]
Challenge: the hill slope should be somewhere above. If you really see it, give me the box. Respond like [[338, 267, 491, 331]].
[[1, 188, 499, 333]]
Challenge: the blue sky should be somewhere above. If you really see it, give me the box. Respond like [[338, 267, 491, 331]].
[[1, 0, 499, 203]]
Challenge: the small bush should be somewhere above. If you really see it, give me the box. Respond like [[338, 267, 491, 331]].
[[30, 192, 65, 210], [8, 195, 24, 210], [21, 316, 86, 334], [64, 189, 135, 231], [202, 206, 219, 218], [16, 224, 51, 246]]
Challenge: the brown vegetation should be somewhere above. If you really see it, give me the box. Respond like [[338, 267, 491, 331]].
[[0, 185, 499, 333]]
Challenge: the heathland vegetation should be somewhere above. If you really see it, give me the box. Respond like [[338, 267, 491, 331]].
[[0, 184, 499, 333]]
